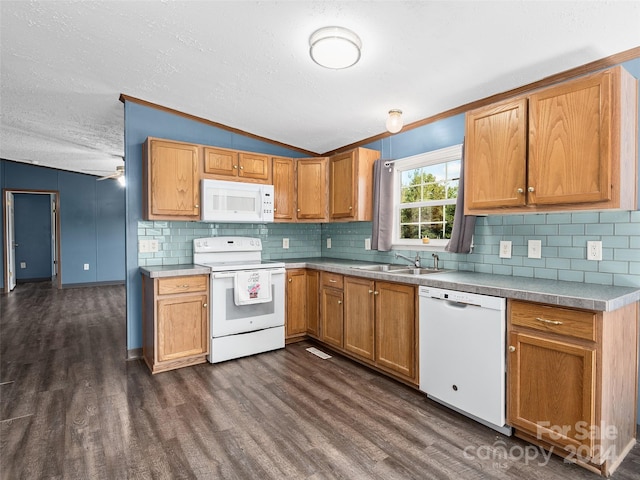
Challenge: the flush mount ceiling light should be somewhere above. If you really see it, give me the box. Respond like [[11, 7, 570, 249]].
[[386, 109, 403, 133], [309, 26, 362, 69]]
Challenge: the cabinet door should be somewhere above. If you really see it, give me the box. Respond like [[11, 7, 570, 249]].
[[147, 139, 201, 219], [508, 331, 596, 454], [272, 157, 295, 220], [330, 152, 355, 219], [528, 70, 613, 205], [286, 269, 307, 338], [375, 282, 416, 380], [306, 270, 320, 338], [465, 99, 528, 212], [344, 277, 375, 361], [321, 287, 343, 348], [157, 294, 208, 362], [203, 147, 238, 176], [238, 152, 270, 181], [296, 158, 328, 220]]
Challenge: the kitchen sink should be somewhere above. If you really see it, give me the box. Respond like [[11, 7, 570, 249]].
[[354, 264, 449, 275], [388, 268, 450, 275], [354, 264, 408, 272]]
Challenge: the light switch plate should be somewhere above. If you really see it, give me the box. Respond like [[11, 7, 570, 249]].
[[364, 238, 371, 250], [20, 262, 26, 269], [499, 241, 512, 259], [282, 238, 289, 249], [528, 240, 542, 259], [327, 238, 331, 249], [83, 263, 90, 270]]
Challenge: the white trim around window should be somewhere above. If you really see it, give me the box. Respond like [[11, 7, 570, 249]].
[[391, 144, 463, 250]]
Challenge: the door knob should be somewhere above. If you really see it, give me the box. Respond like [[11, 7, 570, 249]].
[[508, 345, 516, 352]]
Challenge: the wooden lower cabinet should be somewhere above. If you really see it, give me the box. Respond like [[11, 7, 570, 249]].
[[321, 285, 344, 349], [142, 274, 209, 374], [507, 299, 638, 476], [341, 277, 417, 384], [343, 277, 375, 361], [374, 282, 416, 381], [286, 269, 307, 341], [285, 269, 320, 342]]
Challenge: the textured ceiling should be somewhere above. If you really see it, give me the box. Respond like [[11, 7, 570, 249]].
[[1, 1, 639, 177]]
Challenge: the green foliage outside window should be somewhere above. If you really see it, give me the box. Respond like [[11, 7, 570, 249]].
[[399, 160, 460, 240]]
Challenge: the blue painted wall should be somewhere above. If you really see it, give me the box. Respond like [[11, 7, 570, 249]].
[[14, 193, 52, 280], [0, 160, 126, 287]]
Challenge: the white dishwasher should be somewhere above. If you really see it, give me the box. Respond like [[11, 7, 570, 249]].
[[419, 286, 511, 435]]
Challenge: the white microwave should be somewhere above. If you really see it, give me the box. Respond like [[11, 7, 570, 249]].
[[201, 179, 274, 223]]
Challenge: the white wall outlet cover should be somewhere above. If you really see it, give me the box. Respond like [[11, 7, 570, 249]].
[[149, 239, 159, 252], [499, 241, 512, 259], [83, 263, 90, 270], [327, 238, 331, 249], [587, 240, 603, 261], [282, 238, 289, 249], [528, 239, 542, 259], [20, 262, 26, 269]]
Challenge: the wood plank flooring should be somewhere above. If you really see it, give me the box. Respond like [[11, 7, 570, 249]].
[[1, 282, 639, 479]]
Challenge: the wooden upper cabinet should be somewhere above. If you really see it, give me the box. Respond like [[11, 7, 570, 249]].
[[465, 98, 528, 211], [238, 152, 270, 181], [203, 147, 238, 177], [143, 138, 201, 220], [329, 148, 379, 221], [464, 66, 637, 214], [203, 147, 271, 183], [272, 157, 295, 221], [296, 157, 329, 221], [528, 70, 612, 206]]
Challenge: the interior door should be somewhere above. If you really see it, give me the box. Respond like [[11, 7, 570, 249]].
[[5, 191, 16, 291]]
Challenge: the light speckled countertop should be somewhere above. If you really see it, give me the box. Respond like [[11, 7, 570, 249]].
[[140, 258, 640, 312]]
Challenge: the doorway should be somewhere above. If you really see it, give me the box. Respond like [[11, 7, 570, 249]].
[[3, 189, 61, 292]]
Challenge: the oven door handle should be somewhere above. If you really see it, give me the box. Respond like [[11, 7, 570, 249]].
[[212, 268, 285, 279]]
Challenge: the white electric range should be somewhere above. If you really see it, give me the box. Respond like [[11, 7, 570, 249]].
[[193, 236, 286, 363]]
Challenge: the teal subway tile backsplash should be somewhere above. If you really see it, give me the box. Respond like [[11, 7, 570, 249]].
[[137, 211, 640, 288]]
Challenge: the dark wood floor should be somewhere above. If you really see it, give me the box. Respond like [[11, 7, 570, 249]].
[[1, 282, 639, 479]]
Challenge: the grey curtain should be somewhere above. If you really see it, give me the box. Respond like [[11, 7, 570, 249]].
[[371, 159, 394, 251], [445, 140, 476, 253]]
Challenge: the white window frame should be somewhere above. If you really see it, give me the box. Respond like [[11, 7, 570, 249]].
[[391, 144, 463, 250]]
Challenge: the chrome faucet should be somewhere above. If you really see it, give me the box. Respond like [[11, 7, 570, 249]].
[[395, 253, 421, 268], [432, 253, 439, 271]]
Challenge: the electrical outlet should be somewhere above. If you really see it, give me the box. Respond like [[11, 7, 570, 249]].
[[364, 238, 371, 250], [282, 238, 289, 249], [20, 262, 26, 269], [139, 240, 150, 253], [587, 241, 602, 261], [327, 238, 331, 249], [499, 241, 512, 259], [149, 239, 159, 253], [83, 263, 90, 271], [528, 240, 542, 259]]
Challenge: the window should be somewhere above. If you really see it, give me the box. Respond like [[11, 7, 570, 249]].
[[392, 144, 462, 248]]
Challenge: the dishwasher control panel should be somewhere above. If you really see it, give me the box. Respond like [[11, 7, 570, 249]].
[[419, 286, 505, 310]]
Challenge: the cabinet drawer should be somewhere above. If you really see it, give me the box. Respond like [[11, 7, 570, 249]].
[[510, 300, 596, 341], [158, 275, 208, 295], [321, 272, 343, 289]]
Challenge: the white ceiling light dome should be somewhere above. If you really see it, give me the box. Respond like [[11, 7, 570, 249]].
[[309, 26, 362, 69], [386, 109, 403, 133]]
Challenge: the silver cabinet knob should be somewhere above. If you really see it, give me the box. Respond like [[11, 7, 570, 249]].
[[368, 289, 374, 294], [203, 303, 208, 308], [508, 345, 516, 353], [374, 291, 379, 295], [233, 165, 238, 169], [240, 166, 244, 170], [337, 300, 342, 305], [528, 186, 535, 192], [517, 188, 524, 194], [348, 206, 353, 210]]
